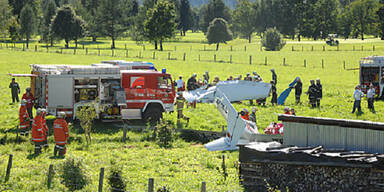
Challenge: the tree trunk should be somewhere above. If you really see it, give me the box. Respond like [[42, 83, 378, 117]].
[[154, 41, 158, 50], [298, 34, 301, 42], [50, 37, 53, 47], [75, 39, 78, 48], [111, 36, 115, 49], [248, 34, 251, 43], [65, 39, 69, 48], [160, 40, 163, 51], [361, 32, 364, 40], [92, 36, 97, 42], [183, 30, 186, 36], [216, 43, 219, 51], [180, 31, 183, 36], [26, 37, 29, 48]]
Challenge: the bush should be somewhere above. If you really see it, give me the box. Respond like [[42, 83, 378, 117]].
[[60, 156, 89, 191], [261, 28, 286, 51], [155, 120, 175, 148], [108, 164, 126, 192], [157, 186, 171, 192]]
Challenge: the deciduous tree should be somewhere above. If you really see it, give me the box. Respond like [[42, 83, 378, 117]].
[[232, 0, 257, 43], [144, 0, 177, 51], [19, 5, 37, 48], [200, 0, 231, 34], [206, 18, 232, 51]]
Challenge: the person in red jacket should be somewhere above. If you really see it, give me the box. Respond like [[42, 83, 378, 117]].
[[31, 108, 44, 155], [240, 108, 250, 120], [19, 99, 30, 136], [22, 88, 35, 120], [53, 112, 69, 157], [41, 109, 49, 150]]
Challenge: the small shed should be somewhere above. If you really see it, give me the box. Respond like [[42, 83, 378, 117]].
[[278, 115, 384, 154]]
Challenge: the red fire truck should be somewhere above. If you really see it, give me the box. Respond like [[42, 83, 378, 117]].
[[360, 56, 384, 98], [10, 61, 175, 122]]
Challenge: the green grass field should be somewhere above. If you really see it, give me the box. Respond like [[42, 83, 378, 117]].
[[0, 32, 384, 191]]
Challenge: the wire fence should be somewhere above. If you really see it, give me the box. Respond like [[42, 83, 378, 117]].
[[1, 154, 211, 192], [0, 42, 380, 70]]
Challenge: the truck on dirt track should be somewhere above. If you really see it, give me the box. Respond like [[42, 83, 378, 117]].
[[10, 61, 175, 122], [360, 56, 384, 98]]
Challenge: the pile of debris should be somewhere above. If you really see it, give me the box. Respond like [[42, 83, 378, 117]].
[[239, 142, 384, 192]]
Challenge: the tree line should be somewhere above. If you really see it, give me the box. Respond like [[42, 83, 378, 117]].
[[0, 0, 383, 51]]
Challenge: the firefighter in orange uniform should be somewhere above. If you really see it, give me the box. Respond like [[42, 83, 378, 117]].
[[31, 108, 44, 155], [41, 109, 49, 150], [19, 99, 30, 136], [53, 112, 69, 157], [175, 92, 190, 125]]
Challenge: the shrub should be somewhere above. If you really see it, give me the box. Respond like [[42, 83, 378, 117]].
[[155, 120, 175, 148], [157, 186, 171, 192], [261, 28, 286, 51], [60, 156, 89, 191], [108, 164, 126, 192], [76, 105, 97, 145]]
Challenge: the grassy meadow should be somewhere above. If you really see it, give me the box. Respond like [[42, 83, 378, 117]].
[[0, 32, 384, 191]]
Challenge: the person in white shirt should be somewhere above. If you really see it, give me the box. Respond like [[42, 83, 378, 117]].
[[176, 75, 184, 92], [352, 85, 364, 114], [367, 84, 376, 113]]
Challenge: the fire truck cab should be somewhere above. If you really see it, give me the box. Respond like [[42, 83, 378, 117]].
[[17, 62, 175, 122], [360, 56, 384, 98]]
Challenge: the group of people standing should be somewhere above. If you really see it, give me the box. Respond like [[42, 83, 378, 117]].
[[305, 79, 323, 108], [19, 102, 70, 157], [11, 78, 70, 157], [352, 84, 376, 114]]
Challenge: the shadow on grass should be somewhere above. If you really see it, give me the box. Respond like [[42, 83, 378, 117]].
[[27, 153, 40, 160]]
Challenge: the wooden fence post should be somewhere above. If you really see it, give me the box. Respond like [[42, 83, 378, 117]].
[[98, 168, 104, 192], [230, 46, 232, 51], [168, 52, 170, 60], [283, 58, 286, 66], [249, 55, 252, 65], [22, 44, 25, 51], [143, 45, 145, 51], [214, 54, 216, 62], [322, 46, 325, 51], [353, 45, 355, 51], [139, 51, 142, 58], [5, 154, 13, 182], [82, 44, 84, 49], [183, 53, 186, 61], [343, 61, 346, 70], [230, 55, 232, 63], [302, 46, 303, 51], [5, 43, 8, 48], [122, 121, 128, 142], [35, 45, 37, 52], [153, 52, 155, 60], [61, 48, 63, 54], [201, 181, 206, 192], [111, 49, 114, 57], [198, 54, 200, 61], [361, 45, 363, 51], [312, 46, 314, 51], [204, 45, 206, 51], [47, 164, 53, 189], [265, 56, 267, 65], [291, 46, 294, 51], [337, 45, 339, 51], [174, 46, 176, 51], [304, 59, 306, 68], [46, 46, 49, 53], [125, 44, 127, 50], [373, 45, 375, 51], [244, 45, 246, 52], [86, 48, 88, 55], [74, 48, 76, 55], [322, 59, 324, 69], [222, 155, 227, 180], [98, 48, 100, 56], [148, 178, 154, 192]]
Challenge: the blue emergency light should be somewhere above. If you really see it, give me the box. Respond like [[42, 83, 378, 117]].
[[162, 68, 166, 73]]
